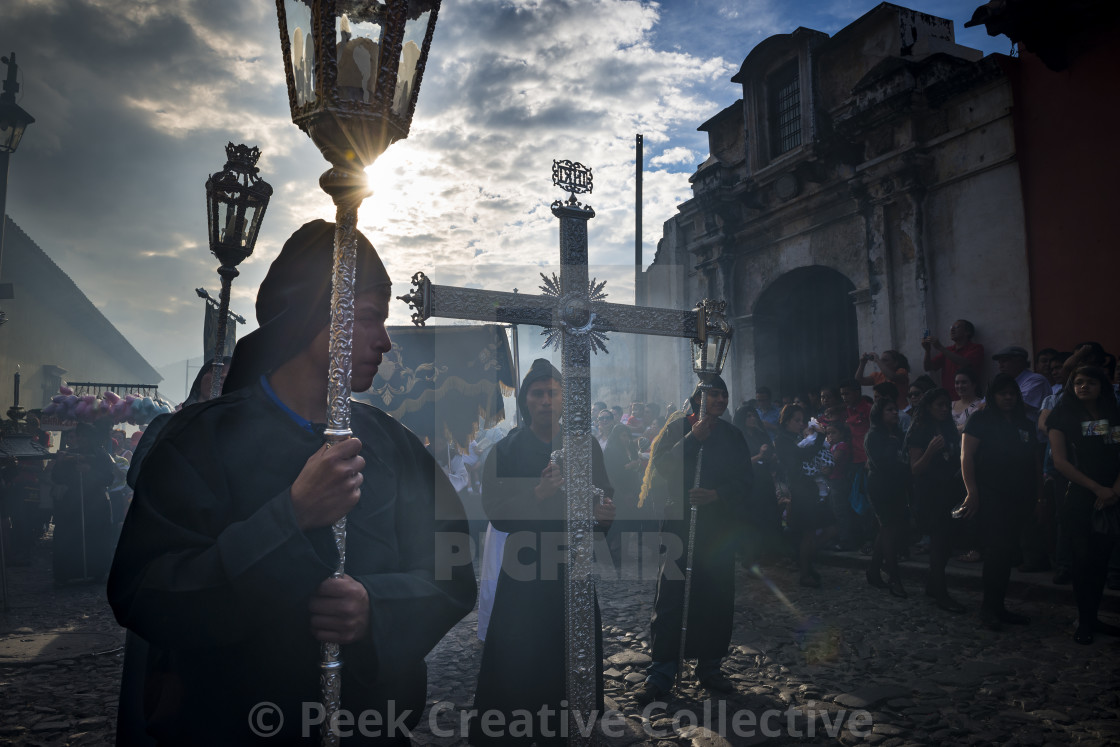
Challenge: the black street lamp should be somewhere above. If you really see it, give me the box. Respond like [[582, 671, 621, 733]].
[[273, 2, 441, 742], [204, 143, 273, 399], [0, 52, 35, 318]]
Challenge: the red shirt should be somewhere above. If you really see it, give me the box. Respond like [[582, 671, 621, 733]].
[[930, 342, 985, 400], [846, 399, 873, 464]]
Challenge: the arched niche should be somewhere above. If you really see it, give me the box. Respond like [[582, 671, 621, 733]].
[[752, 266, 858, 400]]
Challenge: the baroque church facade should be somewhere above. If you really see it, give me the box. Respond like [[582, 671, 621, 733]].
[[643, 3, 1032, 404]]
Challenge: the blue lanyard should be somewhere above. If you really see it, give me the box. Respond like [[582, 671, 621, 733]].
[[259, 375, 316, 434]]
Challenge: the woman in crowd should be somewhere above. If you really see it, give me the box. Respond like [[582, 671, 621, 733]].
[[840, 379, 874, 552], [950, 368, 986, 563], [1046, 366, 1120, 644], [822, 417, 856, 552], [958, 373, 1040, 630], [856, 350, 912, 410], [733, 404, 781, 562], [603, 422, 643, 572], [906, 388, 967, 613], [817, 387, 846, 431], [825, 421, 853, 501], [773, 404, 834, 586], [953, 368, 985, 432], [864, 398, 910, 596], [642, 403, 666, 444]]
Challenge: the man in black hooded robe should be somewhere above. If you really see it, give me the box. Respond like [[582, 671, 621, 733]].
[[108, 220, 476, 745], [469, 359, 613, 745], [631, 375, 752, 705]]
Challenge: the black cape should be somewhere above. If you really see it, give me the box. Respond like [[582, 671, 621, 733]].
[[51, 447, 116, 582], [646, 414, 752, 663], [107, 380, 476, 745], [470, 427, 611, 746]]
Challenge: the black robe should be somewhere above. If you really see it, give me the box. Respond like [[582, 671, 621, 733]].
[[470, 427, 611, 746], [51, 447, 115, 582], [647, 414, 752, 663], [107, 381, 476, 745]]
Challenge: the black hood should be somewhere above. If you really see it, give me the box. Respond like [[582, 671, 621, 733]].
[[223, 219, 390, 393]]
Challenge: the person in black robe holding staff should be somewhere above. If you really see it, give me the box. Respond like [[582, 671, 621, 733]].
[[108, 220, 477, 745], [51, 421, 116, 584], [631, 375, 752, 706], [469, 358, 614, 746]]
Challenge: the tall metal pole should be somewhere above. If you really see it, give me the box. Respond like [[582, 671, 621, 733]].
[[208, 266, 237, 400], [675, 385, 707, 688], [0, 149, 10, 279], [635, 134, 646, 402], [635, 134, 642, 297], [317, 167, 370, 747], [510, 324, 521, 423]]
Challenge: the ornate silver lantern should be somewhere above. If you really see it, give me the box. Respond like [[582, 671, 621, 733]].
[[276, 0, 441, 175], [690, 298, 732, 378]]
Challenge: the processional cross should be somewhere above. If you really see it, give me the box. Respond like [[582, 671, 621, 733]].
[[399, 161, 721, 740]]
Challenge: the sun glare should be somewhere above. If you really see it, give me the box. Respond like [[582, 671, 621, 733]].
[[360, 148, 413, 233], [359, 145, 445, 239]]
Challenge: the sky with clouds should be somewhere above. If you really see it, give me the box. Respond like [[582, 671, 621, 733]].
[[1, 0, 1007, 394]]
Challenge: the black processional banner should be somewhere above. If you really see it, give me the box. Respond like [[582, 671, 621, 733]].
[[203, 304, 238, 361], [354, 325, 515, 448]]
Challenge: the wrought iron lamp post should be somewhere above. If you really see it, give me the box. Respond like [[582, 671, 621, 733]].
[[676, 299, 732, 688], [273, 2, 441, 743], [204, 143, 273, 398], [0, 52, 35, 318]]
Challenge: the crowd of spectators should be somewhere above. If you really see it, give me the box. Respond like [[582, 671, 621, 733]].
[[738, 321, 1120, 642]]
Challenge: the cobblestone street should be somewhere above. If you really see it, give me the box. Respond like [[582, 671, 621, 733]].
[[2, 536, 1119, 746]]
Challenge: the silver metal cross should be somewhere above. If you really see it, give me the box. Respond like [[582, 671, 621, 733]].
[[399, 161, 715, 742]]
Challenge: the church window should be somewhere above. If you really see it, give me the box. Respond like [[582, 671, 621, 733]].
[[769, 62, 801, 156]]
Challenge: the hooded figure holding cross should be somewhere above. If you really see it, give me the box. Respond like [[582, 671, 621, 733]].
[[469, 358, 615, 745]]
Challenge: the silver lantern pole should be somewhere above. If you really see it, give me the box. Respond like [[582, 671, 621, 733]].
[[273, 2, 443, 743]]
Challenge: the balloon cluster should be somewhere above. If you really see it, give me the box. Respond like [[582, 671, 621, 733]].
[[42, 386, 174, 426]]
